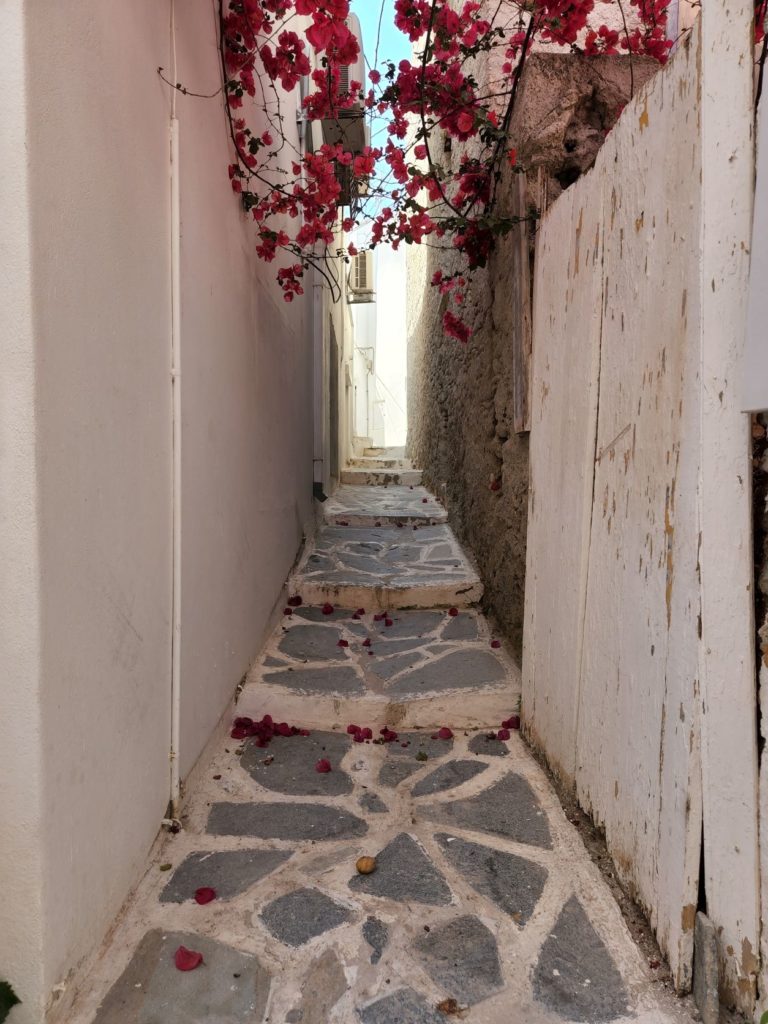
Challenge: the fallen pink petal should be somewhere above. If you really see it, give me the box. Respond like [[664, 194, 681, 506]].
[[497, 728, 511, 741], [287, 596, 303, 608], [174, 946, 204, 972], [338, 639, 349, 647], [322, 603, 335, 615], [491, 639, 501, 649], [448, 607, 459, 617], [315, 758, 332, 773], [194, 887, 217, 905]]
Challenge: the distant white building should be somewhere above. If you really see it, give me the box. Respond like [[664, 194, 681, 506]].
[[348, 226, 408, 449]]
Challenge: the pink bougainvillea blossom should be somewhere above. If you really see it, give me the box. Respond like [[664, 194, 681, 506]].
[[315, 758, 332, 773]]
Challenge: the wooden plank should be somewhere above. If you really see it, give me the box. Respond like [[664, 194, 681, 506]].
[[698, 0, 761, 1007], [522, 179, 605, 784], [575, 30, 703, 988]]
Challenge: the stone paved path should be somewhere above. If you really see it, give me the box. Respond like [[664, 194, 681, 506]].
[[66, 458, 693, 1024]]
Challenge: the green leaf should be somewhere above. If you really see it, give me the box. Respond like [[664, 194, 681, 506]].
[[0, 980, 21, 1023], [759, 1012, 768, 1024]]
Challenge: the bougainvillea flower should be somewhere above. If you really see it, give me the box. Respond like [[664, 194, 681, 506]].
[[322, 603, 335, 615], [384, 618, 393, 628], [347, 723, 360, 734], [502, 715, 521, 731], [287, 596, 303, 607], [315, 758, 332, 773], [194, 887, 217, 905], [373, 612, 385, 622], [432, 727, 453, 740], [491, 639, 501, 649], [283, 607, 293, 616], [338, 639, 349, 648], [497, 728, 511, 741], [356, 608, 366, 616], [174, 946, 204, 971], [362, 638, 372, 648], [379, 727, 398, 743], [448, 607, 459, 617]]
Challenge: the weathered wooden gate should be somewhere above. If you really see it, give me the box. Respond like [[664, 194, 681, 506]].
[[523, 9, 760, 1011]]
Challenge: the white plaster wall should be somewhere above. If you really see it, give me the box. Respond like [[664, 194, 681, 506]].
[[0, 5, 45, 1021], [24, 3, 174, 1013], [373, 245, 408, 447], [173, 3, 313, 773], [1, 2, 314, 1019]]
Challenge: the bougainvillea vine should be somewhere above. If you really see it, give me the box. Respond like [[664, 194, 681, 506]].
[[213, 0, 683, 341]]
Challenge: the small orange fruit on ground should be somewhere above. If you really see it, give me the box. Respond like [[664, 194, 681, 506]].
[[356, 856, 377, 875]]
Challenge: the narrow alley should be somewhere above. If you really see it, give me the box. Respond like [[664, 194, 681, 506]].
[[67, 457, 692, 1024]]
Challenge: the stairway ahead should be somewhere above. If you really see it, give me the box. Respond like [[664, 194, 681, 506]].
[[70, 470, 691, 1024], [239, 476, 510, 731]]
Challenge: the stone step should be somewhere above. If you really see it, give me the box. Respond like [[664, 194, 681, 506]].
[[364, 445, 406, 458], [347, 457, 414, 470], [237, 606, 517, 731], [341, 467, 423, 487], [289, 523, 481, 611], [324, 485, 447, 527]]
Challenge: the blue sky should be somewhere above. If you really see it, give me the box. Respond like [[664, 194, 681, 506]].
[[352, 0, 410, 81]]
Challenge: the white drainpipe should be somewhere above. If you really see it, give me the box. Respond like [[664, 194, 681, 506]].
[[169, 114, 182, 818], [168, 0, 182, 820]]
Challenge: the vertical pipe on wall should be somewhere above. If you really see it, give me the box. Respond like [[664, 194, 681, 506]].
[[168, 0, 182, 818]]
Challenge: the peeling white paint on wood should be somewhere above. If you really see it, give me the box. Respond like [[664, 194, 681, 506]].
[[524, 17, 759, 1010], [698, 0, 760, 1006]]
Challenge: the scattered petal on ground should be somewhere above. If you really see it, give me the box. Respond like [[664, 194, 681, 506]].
[[194, 887, 217, 905], [174, 946, 203, 971]]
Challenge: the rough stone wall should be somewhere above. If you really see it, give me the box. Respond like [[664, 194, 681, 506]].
[[407, 55, 657, 659]]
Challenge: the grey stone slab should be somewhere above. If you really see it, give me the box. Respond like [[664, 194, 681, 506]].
[[387, 650, 506, 697], [442, 614, 479, 641], [263, 665, 364, 695], [278, 624, 345, 661], [411, 760, 488, 797], [207, 802, 367, 841], [421, 773, 553, 849], [370, 651, 425, 681], [160, 849, 292, 903], [533, 896, 629, 1022], [373, 638, 430, 655], [435, 834, 547, 924], [694, 912, 720, 1024], [468, 733, 509, 757], [373, 611, 444, 638], [349, 833, 452, 905], [363, 917, 389, 965], [340, 553, 392, 573], [241, 732, 352, 797], [379, 760, 422, 788], [414, 915, 503, 1005], [378, 733, 454, 789], [381, 545, 420, 564], [261, 888, 353, 947], [293, 949, 347, 1024], [387, 733, 455, 759], [263, 655, 286, 667], [359, 792, 389, 814], [358, 988, 445, 1024], [305, 554, 335, 572], [294, 606, 353, 622], [92, 930, 270, 1024]]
